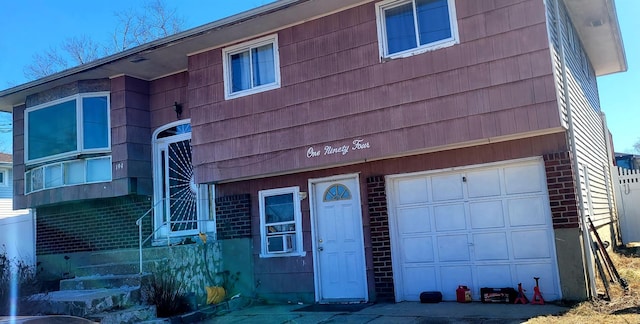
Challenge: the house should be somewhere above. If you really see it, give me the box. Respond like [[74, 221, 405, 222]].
[[615, 153, 640, 170], [0, 153, 34, 266], [0, 0, 626, 304]]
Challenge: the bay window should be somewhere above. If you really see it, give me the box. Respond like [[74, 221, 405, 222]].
[[24, 92, 111, 193], [26, 92, 110, 164]]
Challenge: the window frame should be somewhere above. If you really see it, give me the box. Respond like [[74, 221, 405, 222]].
[[24, 156, 112, 194], [375, 0, 459, 60], [258, 186, 305, 258], [24, 92, 111, 165], [222, 34, 281, 100], [0, 169, 7, 187]]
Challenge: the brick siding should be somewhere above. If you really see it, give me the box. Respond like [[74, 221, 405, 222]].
[[215, 194, 252, 240], [36, 195, 152, 254], [367, 175, 395, 301], [544, 152, 580, 228]]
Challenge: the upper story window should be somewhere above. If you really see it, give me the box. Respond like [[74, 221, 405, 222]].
[[259, 186, 304, 258], [376, 0, 458, 59], [0, 169, 6, 187], [25, 92, 110, 165], [223, 34, 281, 100]]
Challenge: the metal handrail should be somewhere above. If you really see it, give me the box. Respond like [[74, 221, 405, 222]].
[[136, 197, 215, 273]]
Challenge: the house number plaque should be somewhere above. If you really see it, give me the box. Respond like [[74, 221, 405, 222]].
[[306, 139, 371, 158]]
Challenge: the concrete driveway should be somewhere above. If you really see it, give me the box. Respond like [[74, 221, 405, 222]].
[[201, 301, 568, 324]]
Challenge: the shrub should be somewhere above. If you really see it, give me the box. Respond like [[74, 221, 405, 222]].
[[0, 248, 41, 315], [144, 269, 191, 318]]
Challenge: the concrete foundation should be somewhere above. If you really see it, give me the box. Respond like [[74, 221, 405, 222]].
[[553, 227, 588, 301]]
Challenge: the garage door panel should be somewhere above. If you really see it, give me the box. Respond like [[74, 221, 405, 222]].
[[504, 164, 544, 194], [403, 237, 434, 262], [437, 235, 470, 261], [476, 264, 513, 288], [403, 266, 437, 300], [511, 230, 552, 259], [398, 178, 429, 204], [440, 266, 473, 300], [514, 263, 559, 300], [398, 206, 431, 234], [473, 232, 509, 260], [390, 159, 560, 302], [469, 200, 505, 229], [434, 204, 466, 231], [432, 174, 463, 201], [508, 197, 546, 226], [467, 169, 501, 198]]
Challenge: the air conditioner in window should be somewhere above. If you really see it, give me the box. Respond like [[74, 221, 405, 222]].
[[267, 234, 295, 253]]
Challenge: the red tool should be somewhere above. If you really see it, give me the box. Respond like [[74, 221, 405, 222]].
[[514, 283, 528, 304], [531, 277, 544, 305]]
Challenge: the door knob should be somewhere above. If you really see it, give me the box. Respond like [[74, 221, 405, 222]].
[[318, 247, 324, 251]]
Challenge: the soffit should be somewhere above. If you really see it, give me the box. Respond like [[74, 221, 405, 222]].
[[563, 0, 627, 76]]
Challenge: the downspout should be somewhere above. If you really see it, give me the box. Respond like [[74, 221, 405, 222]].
[[552, 0, 596, 299]]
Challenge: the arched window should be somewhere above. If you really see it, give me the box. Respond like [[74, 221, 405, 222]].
[[323, 184, 352, 202]]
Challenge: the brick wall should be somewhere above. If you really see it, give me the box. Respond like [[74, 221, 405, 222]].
[[367, 175, 394, 301], [36, 195, 152, 254], [544, 152, 580, 228], [215, 194, 251, 240]]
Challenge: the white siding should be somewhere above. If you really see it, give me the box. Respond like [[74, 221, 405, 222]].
[[546, 0, 615, 225]]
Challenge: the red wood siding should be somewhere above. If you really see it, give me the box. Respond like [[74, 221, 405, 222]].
[[189, 0, 562, 184], [215, 133, 569, 303], [149, 71, 190, 130]]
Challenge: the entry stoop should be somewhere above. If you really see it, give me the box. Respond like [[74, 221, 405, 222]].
[[60, 273, 153, 290], [89, 305, 158, 324], [26, 286, 141, 317]]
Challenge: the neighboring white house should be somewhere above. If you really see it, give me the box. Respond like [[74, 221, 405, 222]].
[[0, 153, 34, 265]]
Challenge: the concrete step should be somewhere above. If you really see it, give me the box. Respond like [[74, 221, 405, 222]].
[[26, 287, 140, 317], [60, 274, 152, 291], [75, 259, 167, 277], [88, 305, 157, 324]]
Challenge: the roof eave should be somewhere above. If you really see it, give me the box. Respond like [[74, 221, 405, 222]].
[[564, 0, 627, 77]]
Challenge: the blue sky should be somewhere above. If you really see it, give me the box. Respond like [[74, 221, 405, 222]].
[[0, 0, 638, 154]]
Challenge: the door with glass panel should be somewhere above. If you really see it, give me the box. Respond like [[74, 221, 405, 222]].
[[153, 122, 198, 239]]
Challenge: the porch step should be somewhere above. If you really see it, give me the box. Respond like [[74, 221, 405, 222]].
[[26, 287, 140, 317], [75, 260, 167, 277], [88, 304, 157, 324], [60, 273, 152, 291]]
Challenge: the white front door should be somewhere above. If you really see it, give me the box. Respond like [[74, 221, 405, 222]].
[[153, 121, 199, 239], [311, 175, 367, 302]]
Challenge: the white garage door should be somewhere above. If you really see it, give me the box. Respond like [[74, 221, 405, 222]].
[[388, 158, 561, 302]]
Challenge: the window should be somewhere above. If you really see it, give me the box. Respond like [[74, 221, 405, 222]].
[[223, 34, 280, 99], [0, 169, 6, 186], [259, 186, 304, 257], [25, 92, 110, 164], [25, 156, 112, 194], [323, 184, 352, 202], [376, 0, 458, 59]]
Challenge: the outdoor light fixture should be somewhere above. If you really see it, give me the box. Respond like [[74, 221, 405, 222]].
[[174, 102, 183, 119]]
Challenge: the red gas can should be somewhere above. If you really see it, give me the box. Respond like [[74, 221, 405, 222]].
[[456, 285, 472, 303]]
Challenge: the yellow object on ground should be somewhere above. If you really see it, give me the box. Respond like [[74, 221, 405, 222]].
[[206, 286, 226, 304]]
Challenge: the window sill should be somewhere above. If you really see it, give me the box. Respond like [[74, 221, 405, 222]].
[[224, 83, 280, 101], [259, 251, 306, 258], [381, 39, 458, 61]]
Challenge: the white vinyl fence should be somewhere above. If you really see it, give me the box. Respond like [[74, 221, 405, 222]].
[[616, 167, 640, 244], [0, 200, 35, 266]]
